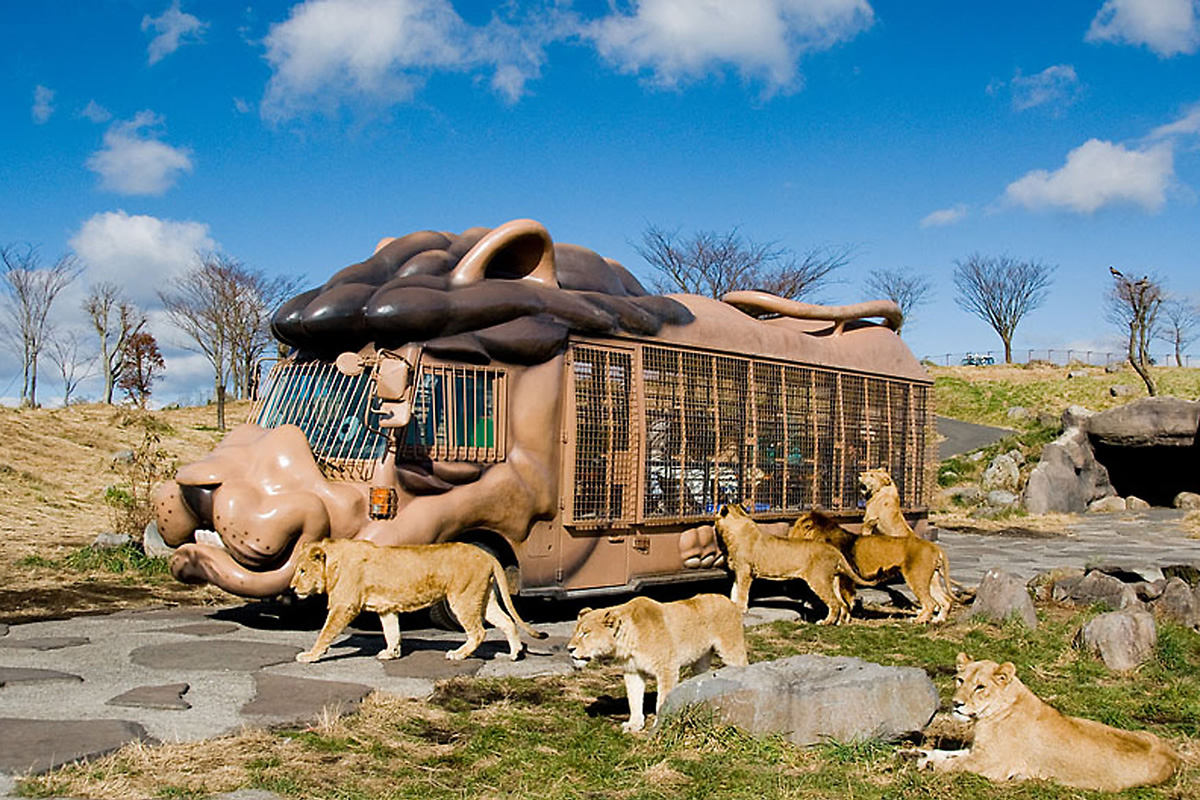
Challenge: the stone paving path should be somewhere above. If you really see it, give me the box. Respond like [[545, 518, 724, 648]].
[[2, 508, 1199, 797]]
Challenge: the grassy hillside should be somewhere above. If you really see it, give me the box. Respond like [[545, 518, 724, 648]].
[[931, 363, 1200, 427]]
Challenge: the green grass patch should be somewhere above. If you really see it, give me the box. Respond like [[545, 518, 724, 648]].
[[18, 543, 169, 577]]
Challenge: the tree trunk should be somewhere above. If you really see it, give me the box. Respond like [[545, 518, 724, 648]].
[[1128, 327, 1157, 396], [1002, 337, 1013, 364], [216, 383, 227, 431]]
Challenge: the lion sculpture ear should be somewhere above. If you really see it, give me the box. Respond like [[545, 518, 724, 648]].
[[995, 662, 1016, 684]]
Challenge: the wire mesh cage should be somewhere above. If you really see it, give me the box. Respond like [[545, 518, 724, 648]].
[[252, 359, 388, 481], [565, 341, 931, 526]]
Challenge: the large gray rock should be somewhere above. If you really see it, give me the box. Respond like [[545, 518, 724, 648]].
[[1154, 577, 1199, 628], [1087, 397, 1200, 448], [1126, 495, 1151, 510], [981, 454, 1020, 493], [1024, 412, 1115, 514], [1076, 609, 1157, 672], [1052, 570, 1141, 611], [969, 569, 1037, 629], [142, 521, 176, 558], [659, 655, 939, 746]]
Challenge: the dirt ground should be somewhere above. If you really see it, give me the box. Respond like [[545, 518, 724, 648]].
[[0, 401, 246, 623]]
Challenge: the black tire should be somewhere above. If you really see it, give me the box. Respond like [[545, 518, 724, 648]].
[[425, 536, 518, 631]]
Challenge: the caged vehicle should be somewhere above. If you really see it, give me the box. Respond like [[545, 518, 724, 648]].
[[154, 219, 935, 600]]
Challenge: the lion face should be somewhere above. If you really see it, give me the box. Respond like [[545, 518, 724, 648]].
[[289, 542, 328, 599], [859, 469, 893, 499], [952, 653, 1019, 722], [567, 608, 618, 667]]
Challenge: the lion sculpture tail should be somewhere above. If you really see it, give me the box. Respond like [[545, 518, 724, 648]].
[[490, 558, 549, 640]]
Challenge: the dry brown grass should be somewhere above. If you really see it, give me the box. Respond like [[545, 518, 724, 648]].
[[0, 401, 249, 616], [931, 509, 1078, 535]]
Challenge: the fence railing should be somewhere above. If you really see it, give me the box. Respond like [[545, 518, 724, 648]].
[[924, 350, 1195, 368]]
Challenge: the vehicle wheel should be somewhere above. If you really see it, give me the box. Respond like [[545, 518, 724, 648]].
[[428, 599, 460, 631]]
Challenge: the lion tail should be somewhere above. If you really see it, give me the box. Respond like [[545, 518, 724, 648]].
[[836, 553, 879, 587], [490, 558, 548, 640]]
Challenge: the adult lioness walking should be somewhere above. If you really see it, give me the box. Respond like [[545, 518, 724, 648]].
[[917, 654, 1178, 790], [714, 503, 875, 624], [568, 594, 748, 732], [290, 539, 546, 663]]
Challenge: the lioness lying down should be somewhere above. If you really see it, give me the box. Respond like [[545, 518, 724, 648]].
[[714, 503, 874, 624], [917, 653, 1178, 790], [290, 539, 547, 663], [789, 509, 954, 624], [568, 594, 748, 732]]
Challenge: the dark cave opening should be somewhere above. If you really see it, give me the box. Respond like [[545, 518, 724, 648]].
[[1091, 441, 1200, 507]]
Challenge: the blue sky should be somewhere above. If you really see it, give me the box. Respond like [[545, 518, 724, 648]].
[[3, 0, 1200, 405]]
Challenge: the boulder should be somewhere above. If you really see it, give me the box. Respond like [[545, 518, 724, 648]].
[[1174, 492, 1200, 510], [1052, 570, 1141, 611], [968, 569, 1037, 629], [984, 490, 1019, 507], [1005, 449, 1025, 467], [981, 454, 1020, 493], [1088, 496, 1127, 513], [1028, 567, 1085, 602], [1126, 495, 1151, 511], [1135, 579, 1167, 602], [1006, 406, 1030, 421], [1076, 609, 1157, 672], [1154, 577, 1199, 628], [1087, 397, 1200, 449], [1109, 384, 1137, 398], [1023, 414, 1114, 514], [943, 486, 982, 505], [92, 532, 131, 550], [1067, 370, 1089, 379], [659, 655, 939, 746], [1105, 363, 1124, 374]]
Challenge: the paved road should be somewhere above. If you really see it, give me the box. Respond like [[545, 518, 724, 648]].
[[3, 508, 1200, 789], [936, 415, 1016, 460]]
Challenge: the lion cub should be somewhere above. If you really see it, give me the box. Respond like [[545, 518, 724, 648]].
[[290, 539, 546, 663], [917, 653, 1179, 790], [714, 503, 874, 623], [789, 509, 954, 624], [568, 594, 748, 732]]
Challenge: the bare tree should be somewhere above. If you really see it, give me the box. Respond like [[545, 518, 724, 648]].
[[863, 267, 934, 333], [1, 244, 81, 407], [952, 254, 1054, 364], [83, 282, 146, 405], [117, 330, 165, 408], [46, 329, 97, 406], [1107, 268, 1164, 396], [635, 224, 851, 301], [1156, 295, 1198, 368], [225, 267, 303, 400]]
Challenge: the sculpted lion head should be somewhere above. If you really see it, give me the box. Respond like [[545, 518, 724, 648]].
[[952, 653, 1020, 721]]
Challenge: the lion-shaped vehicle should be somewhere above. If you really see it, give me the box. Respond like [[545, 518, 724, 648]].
[[154, 219, 933, 599]]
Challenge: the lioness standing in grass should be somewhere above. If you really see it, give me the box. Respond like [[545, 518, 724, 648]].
[[713, 503, 874, 623], [917, 653, 1179, 790], [568, 594, 748, 732], [290, 539, 546, 663]]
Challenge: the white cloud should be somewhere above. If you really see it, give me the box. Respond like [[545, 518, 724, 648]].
[[261, 0, 554, 118], [32, 85, 54, 124], [142, 1, 209, 64], [1149, 103, 1200, 139], [1009, 64, 1080, 112], [86, 111, 193, 195], [920, 204, 968, 228], [69, 211, 215, 306], [587, 0, 874, 93], [233, 97, 252, 114], [1003, 138, 1174, 214], [1086, 0, 1200, 57], [79, 100, 113, 123]]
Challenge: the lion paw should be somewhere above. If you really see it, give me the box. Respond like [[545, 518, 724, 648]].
[[445, 650, 468, 661], [296, 651, 321, 663], [376, 649, 401, 661], [621, 719, 646, 733]]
